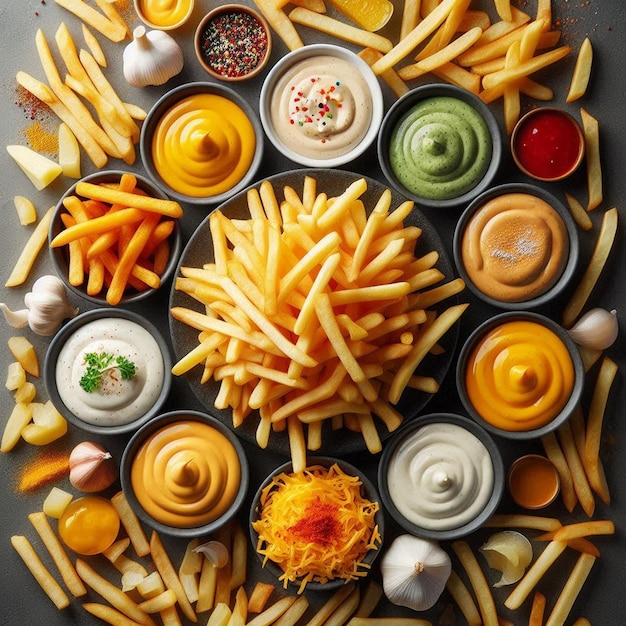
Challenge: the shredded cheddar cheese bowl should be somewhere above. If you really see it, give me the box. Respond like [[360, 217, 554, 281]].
[[250, 457, 384, 593]]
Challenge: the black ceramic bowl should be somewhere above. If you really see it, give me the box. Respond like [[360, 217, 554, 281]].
[[456, 311, 585, 440], [49, 170, 182, 307], [377, 83, 502, 209], [120, 410, 249, 538], [44, 308, 172, 436], [250, 457, 384, 592], [452, 183, 579, 310], [140, 82, 264, 206], [378, 413, 504, 541]]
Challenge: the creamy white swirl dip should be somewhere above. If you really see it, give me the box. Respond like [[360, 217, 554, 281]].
[[386, 422, 494, 531], [270, 55, 373, 160], [55, 318, 165, 426]]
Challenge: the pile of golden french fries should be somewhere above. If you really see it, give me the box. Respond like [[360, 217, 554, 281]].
[[171, 175, 466, 470], [50, 172, 183, 304]]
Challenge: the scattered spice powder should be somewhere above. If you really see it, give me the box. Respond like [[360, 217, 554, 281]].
[[22, 121, 58, 155], [199, 10, 269, 78], [17, 450, 71, 493]]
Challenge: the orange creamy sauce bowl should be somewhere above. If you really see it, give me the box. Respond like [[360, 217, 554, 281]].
[[121, 410, 248, 536], [140, 83, 263, 206], [453, 184, 579, 310], [457, 312, 584, 440], [507, 454, 561, 509]]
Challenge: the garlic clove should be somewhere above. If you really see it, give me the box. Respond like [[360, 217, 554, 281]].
[[193, 540, 229, 567], [568, 307, 618, 351], [479, 530, 533, 587], [380, 534, 451, 611], [0, 303, 30, 329], [69, 441, 117, 493], [123, 26, 184, 88]]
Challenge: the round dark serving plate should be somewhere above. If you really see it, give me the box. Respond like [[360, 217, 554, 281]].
[[169, 168, 460, 456]]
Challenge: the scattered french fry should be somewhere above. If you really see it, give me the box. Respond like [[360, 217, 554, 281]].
[[5, 206, 53, 287], [567, 37, 593, 102], [562, 207, 618, 328], [583, 356, 618, 504], [581, 107, 603, 210], [11, 535, 70, 610], [28, 511, 86, 598], [451, 540, 498, 626], [545, 553, 596, 626]]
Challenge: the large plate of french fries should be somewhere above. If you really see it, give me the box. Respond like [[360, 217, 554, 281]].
[[2, 0, 626, 625], [168, 169, 462, 458]]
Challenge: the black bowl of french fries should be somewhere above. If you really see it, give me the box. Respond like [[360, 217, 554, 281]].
[[168, 168, 464, 459], [48, 169, 183, 307], [249, 456, 384, 593]]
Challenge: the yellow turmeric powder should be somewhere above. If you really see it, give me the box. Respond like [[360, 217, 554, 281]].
[[17, 450, 70, 493]]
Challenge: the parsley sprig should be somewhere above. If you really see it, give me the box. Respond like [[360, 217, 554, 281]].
[[79, 352, 137, 393]]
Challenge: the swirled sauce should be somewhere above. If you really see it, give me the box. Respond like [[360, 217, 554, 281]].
[[136, 0, 193, 28], [465, 320, 575, 431], [55, 318, 165, 426], [461, 193, 568, 302], [386, 422, 494, 531], [389, 96, 492, 200], [270, 55, 373, 160], [130, 420, 241, 528], [151, 93, 256, 198]]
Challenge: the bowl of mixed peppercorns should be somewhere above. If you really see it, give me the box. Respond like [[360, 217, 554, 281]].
[[194, 4, 272, 82]]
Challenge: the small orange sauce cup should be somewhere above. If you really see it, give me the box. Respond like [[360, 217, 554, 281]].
[[507, 454, 561, 509]]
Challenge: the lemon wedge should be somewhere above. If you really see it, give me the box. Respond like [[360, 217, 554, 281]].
[[479, 530, 533, 587]]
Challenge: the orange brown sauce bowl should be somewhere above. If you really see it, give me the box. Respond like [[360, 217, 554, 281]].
[[460, 192, 568, 302], [121, 411, 248, 537]]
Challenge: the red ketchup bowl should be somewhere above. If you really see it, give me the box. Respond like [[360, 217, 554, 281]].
[[511, 107, 585, 182]]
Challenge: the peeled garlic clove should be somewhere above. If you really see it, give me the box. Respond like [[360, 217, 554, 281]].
[[193, 541, 229, 567], [568, 308, 618, 351], [480, 531, 532, 587]]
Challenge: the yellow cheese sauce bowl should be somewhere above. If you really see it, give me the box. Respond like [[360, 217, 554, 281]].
[[121, 410, 249, 537], [457, 311, 584, 440], [140, 82, 264, 206]]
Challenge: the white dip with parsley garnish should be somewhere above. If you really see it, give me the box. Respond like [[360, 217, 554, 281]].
[[55, 317, 165, 426]]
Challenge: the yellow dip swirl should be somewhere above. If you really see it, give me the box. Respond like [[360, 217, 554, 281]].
[[464, 320, 575, 432], [461, 192, 568, 302], [151, 93, 256, 198], [136, 0, 193, 28], [130, 420, 241, 527]]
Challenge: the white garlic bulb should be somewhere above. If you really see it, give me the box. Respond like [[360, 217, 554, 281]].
[[123, 25, 184, 88], [380, 534, 452, 611], [0, 275, 78, 336], [568, 308, 618, 351]]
